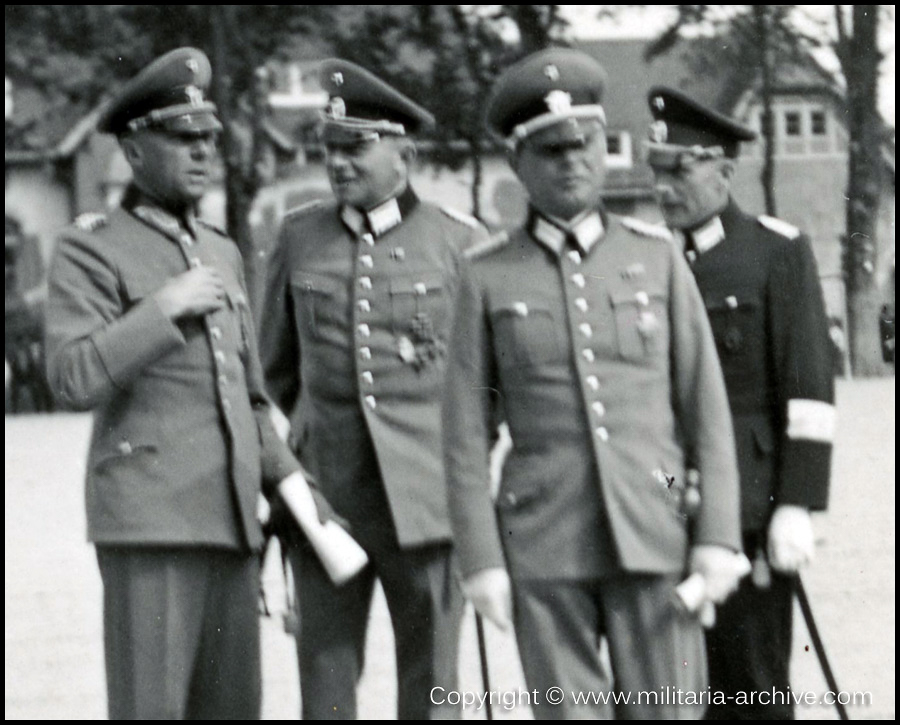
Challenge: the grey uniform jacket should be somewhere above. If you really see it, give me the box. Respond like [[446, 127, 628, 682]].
[[45, 188, 299, 551], [443, 209, 741, 580], [260, 188, 489, 547]]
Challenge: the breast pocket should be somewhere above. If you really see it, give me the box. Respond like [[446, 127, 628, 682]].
[[609, 287, 669, 362], [489, 299, 561, 369], [290, 271, 344, 341], [390, 272, 448, 337], [705, 292, 761, 358]]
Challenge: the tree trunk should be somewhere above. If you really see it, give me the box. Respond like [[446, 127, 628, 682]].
[[840, 5, 884, 376], [754, 6, 778, 217]]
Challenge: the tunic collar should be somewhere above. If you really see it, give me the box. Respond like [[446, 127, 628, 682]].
[[528, 208, 605, 257], [340, 186, 419, 239], [679, 213, 726, 263]]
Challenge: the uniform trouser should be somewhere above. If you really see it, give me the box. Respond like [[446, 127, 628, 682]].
[[512, 574, 708, 720], [704, 566, 796, 720], [288, 538, 464, 720], [95, 546, 261, 720]]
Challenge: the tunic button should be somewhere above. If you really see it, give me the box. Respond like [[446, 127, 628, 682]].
[[579, 323, 593, 338], [218, 374, 228, 387], [365, 395, 377, 410], [189, 257, 202, 268], [572, 273, 586, 288], [358, 323, 371, 337], [391, 247, 406, 261], [362, 233, 375, 246], [361, 371, 374, 385], [414, 282, 427, 296], [582, 349, 595, 363], [214, 350, 226, 364], [118, 441, 133, 455], [586, 375, 599, 391], [635, 291, 650, 306], [181, 234, 193, 247], [359, 276, 372, 290], [592, 401, 606, 417], [575, 298, 589, 313], [505, 492, 518, 506], [358, 299, 371, 313], [360, 347, 372, 360], [567, 250, 582, 265], [210, 326, 222, 340], [360, 254, 374, 269], [222, 399, 232, 412], [596, 427, 609, 442]]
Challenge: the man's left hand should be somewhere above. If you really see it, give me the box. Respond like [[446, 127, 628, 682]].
[[767, 504, 815, 573], [689, 545, 751, 604]]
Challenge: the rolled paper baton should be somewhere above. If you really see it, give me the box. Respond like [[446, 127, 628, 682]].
[[278, 471, 369, 586]]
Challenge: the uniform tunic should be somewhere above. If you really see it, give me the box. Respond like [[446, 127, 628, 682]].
[[261, 187, 489, 546], [680, 200, 834, 532], [444, 208, 741, 582], [46, 187, 298, 551]]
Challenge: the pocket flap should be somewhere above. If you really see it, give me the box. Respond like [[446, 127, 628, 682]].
[[290, 271, 343, 295], [390, 272, 444, 295], [609, 287, 666, 306]]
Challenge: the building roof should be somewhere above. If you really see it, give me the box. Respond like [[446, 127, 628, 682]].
[[5, 77, 107, 164]]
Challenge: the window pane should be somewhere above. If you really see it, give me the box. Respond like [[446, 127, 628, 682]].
[[785, 111, 802, 136], [811, 110, 827, 135], [607, 132, 621, 155]]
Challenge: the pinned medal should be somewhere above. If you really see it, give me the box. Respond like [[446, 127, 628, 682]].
[[398, 335, 417, 364]]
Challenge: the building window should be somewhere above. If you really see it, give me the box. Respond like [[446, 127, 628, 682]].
[[605, 130, 632, 169], [811, 109, 827, 135], [785, 111, 802, 136]]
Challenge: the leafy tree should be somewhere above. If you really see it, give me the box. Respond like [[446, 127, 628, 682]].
[[645, 5, 826, 217], [6, 5, 332, 299], [321, 5, 568, 221]]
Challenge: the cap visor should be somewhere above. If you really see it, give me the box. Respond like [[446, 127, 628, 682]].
[[159, 111, 223, 134]]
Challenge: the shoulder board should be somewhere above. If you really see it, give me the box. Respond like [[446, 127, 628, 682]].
[[196, 219, 228, 237], [73, 212, 108, 232], [758, 215, 801, 239], [440, 205, 481, 230], [283, 199, 325, 221], [465, 231, 510, 260], [619, 215, 673, 242]]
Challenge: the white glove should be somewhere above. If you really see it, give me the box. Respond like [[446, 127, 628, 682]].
[[689, 545, 751, 604], [767, 504, 815, 573], [461, 567, 513, 631]]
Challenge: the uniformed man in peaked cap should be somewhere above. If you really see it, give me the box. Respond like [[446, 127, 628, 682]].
[[442, 47, 746, 719], [260, 59, 489, 719], [45, 47, 328, 719], [646, 87, 835, 720]]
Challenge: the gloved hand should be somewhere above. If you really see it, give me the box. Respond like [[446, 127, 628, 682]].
[[689, 544, 750, 604], [461, 567, 513, 631], [767, 504, 815, 573]]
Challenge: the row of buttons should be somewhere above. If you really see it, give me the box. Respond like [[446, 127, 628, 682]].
[[566, 250, 609, 444], [358, 235, 377, 412]]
